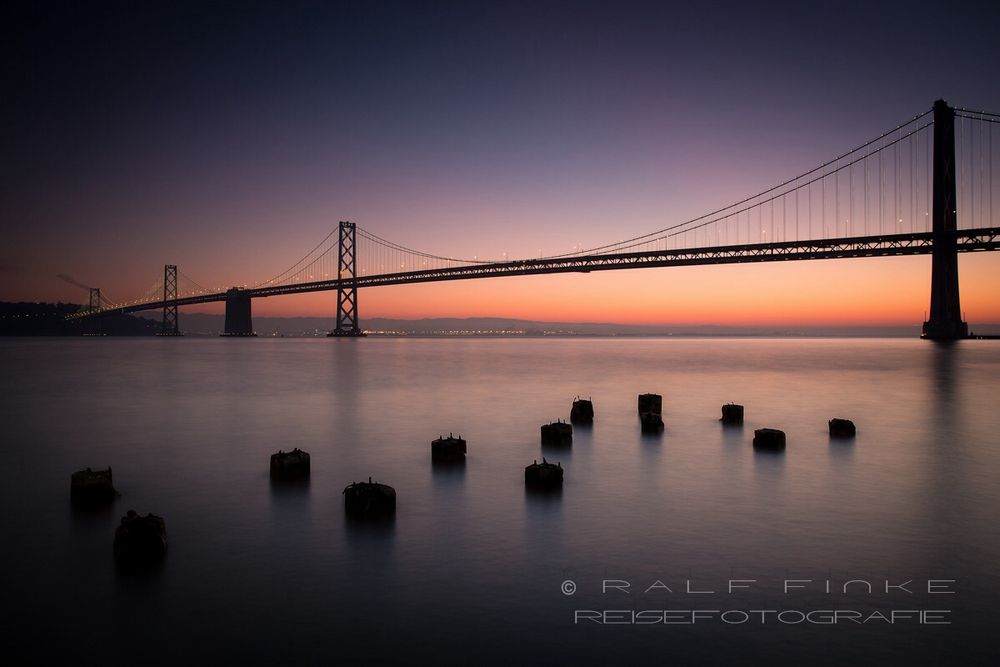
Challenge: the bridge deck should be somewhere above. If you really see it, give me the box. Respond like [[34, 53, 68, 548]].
[[75, 228, 1000, 318]]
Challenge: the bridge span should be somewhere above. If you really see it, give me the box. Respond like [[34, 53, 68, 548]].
[[72, 100, 1000, 340]]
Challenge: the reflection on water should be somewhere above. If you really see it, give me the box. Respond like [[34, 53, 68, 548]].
[[524, 484, 564, 505], [269, 478, 311, 522], [344, 514, 396, 541], [1, 337, 999, 664]]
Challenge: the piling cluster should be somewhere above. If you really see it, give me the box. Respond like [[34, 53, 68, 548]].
[[70, 393, 857, 551]]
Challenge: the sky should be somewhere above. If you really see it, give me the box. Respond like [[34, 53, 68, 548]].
[[4, 0, 1000, 326]]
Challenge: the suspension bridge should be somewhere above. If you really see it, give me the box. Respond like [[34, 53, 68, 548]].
[[71, 100, 1000, 340]]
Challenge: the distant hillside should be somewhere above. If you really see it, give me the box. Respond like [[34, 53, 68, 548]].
[[0, 302, 159, 336], [138, 313, 1000, 337], [6, 305, 998, 337]]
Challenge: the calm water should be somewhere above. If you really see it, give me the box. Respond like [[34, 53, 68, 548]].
[[1, 337, 999, 665]]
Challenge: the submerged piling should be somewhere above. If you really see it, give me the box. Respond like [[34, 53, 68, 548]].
[[113, 510, 167, 565], [638, 393, 662, 416], [753, 428, 786, 450], [570, 397, 594, 425], [541, 421, 573, 446], [343, 477, 396, 517], [640, 411, 664, 433], [829, 418, 857, 438], [638, 392, 664, 433], [270, 448, 311, 481], [432, 434, 467, 463], [721, 403, 744, 425], [71, 467, 118, 506], [524, 458, 563, 488]]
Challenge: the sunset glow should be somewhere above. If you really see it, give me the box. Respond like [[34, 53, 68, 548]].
[[5, 2, 999, 328]]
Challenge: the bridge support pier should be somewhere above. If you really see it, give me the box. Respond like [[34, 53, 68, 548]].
[[222, 288, 256, 337], [328, 220, 365, 337], [922, 99, 969, 340]]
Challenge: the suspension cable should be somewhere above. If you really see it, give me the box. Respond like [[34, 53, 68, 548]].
[[541, 108, 934, 258]]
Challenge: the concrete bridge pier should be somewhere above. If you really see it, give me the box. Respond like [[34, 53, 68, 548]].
[[222, 288, 256, 337]]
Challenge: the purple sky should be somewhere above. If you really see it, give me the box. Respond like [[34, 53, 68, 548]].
[[4, 1, 1000, 322]]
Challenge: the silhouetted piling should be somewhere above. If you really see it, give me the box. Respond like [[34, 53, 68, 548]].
[[113, 510, 167, 564], [270, 448, 310, 481], [829, 418, 856, 438], [638, 393, 662, 415], [541, 420, 573, 446], [721, 403, 744, 425], [432, 434, 467, 463], [344, 477, 396, 517], [71, 467, 118, 505], [640, 411, 664, 433], [570, 397, 594, 424], [753, 428, 786, 450], [524, 458, 563, 488]]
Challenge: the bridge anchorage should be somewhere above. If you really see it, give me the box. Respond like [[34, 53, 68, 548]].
[[70, 99, 1000, 339]]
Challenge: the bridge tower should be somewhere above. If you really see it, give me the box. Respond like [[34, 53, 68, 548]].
[[922, 99, 969, 340], [158, 264, 182, 336], [328, 220, 364, 337], [88, 287, 101, 313], [84, 287, 103, 335]]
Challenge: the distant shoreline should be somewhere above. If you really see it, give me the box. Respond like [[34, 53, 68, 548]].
[[3, 302, 998, 338]]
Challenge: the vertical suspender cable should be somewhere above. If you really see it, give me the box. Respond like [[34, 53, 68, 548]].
[[895, 127, 900, 231], [980, 114, 985, 229], [879, 147, 884, 234], [926, 122, 931, 228], [910, 128, 915, 232], [864, 154, 869, 235]]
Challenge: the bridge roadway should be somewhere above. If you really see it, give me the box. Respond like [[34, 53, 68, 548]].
[[90, 227, 1000, 317]]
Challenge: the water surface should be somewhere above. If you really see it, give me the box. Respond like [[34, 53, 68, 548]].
[[1, 338, 998, 664]]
